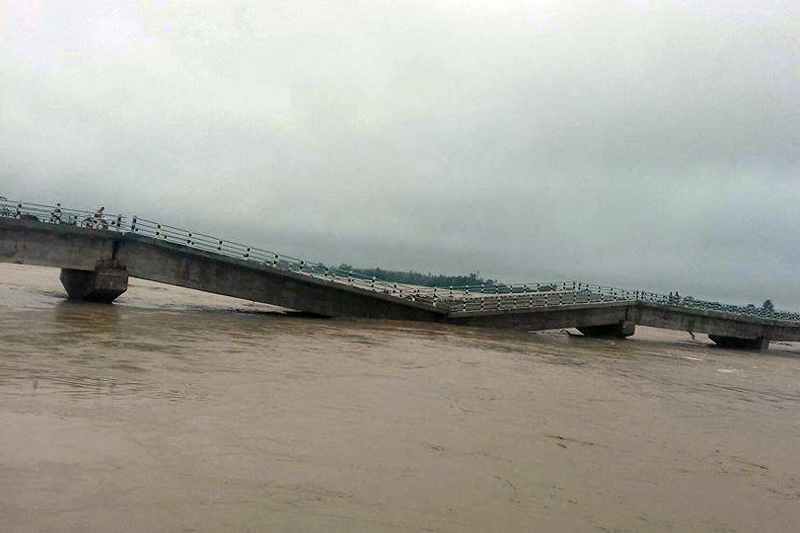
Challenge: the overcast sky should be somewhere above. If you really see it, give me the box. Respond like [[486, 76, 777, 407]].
[[1, 1, 799, 306]]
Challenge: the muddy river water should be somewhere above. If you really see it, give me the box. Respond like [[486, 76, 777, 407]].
[[1, 263, 799, 531]]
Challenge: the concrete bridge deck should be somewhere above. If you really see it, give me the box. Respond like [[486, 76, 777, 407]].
[[2, 210, 797, 350]]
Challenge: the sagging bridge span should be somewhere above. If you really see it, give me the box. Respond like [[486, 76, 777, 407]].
[[2, 200, 798, 350]]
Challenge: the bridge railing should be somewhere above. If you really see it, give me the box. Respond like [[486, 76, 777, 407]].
[[416, 281, 640, 313], [4, 199, 800, 322], [423, 282, 800, 320], [0, 200, 127, 231], [127, 216, 433, 298]]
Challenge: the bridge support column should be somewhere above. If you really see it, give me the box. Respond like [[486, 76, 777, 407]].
[[60, 267, 129, 303], [708, 334, 769, 350], [578, 320, 636, 338]]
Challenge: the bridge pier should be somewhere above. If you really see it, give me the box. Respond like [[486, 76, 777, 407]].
[[59, 267, 129, 303], [577, 320, 636, 338], [708, 334, 769, 350]]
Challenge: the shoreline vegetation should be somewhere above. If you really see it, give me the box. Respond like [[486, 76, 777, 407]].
[[336, 264, 497, 288]]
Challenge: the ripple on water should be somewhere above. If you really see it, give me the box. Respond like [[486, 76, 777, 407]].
[[7, 372, 208, 402], [95, 339, 185, 354]]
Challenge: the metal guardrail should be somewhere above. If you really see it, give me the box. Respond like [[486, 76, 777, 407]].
[[0, 200, 126, 231], [3, 198, 799, 322]]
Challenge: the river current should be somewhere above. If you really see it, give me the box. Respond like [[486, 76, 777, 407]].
[[1, 263, 799, 531]]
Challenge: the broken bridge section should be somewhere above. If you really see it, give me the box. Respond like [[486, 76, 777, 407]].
[[0, 216, 446, 321], [2, 201, 799, 351]]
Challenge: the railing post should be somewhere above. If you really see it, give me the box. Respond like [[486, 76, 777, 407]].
[[131, 216, 137, 232], [16, 203, 21, 218], [273, 254, 278, 267], [245, 247, 250, 259]]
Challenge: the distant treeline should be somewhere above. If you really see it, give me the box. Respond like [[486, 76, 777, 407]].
[[337, 264, 496, 288]]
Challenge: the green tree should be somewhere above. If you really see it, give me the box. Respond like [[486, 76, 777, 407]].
[[337, 264, 496, 288], [762, 299, 774, 312]]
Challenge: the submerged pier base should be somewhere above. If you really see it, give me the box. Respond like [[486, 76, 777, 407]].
[[578, 320, 636, 338], [708, 334, 769, 350], [60, 267, 129, 303]]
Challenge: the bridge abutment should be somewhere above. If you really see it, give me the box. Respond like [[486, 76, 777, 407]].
[[578, 320, 636, 338], [60, 267, 129, 303], [708, 334, 769, 350]]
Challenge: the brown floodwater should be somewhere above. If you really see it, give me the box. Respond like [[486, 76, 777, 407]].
[[1, 263, 800, 531]]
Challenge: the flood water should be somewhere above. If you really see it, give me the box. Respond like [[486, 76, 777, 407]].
[[1, 263, 800, 531]]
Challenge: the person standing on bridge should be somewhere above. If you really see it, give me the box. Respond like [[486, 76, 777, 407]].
[[94, 206, 108, 230], [50, 203, 62, 224]]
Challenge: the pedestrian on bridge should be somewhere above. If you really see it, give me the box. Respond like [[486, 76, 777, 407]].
[[94, 206, 108, 230], [51, 203, 62, 224]]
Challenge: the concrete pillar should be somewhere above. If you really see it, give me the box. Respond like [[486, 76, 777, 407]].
[[60, 267, 129, 303], [578, 320, 636, 338], [708, 334, 769, 350]]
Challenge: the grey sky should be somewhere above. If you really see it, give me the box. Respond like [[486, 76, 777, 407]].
[[1, 1, 799, 306]]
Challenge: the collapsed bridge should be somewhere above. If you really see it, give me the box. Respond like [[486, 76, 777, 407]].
[[2, 200, 797, 350]]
